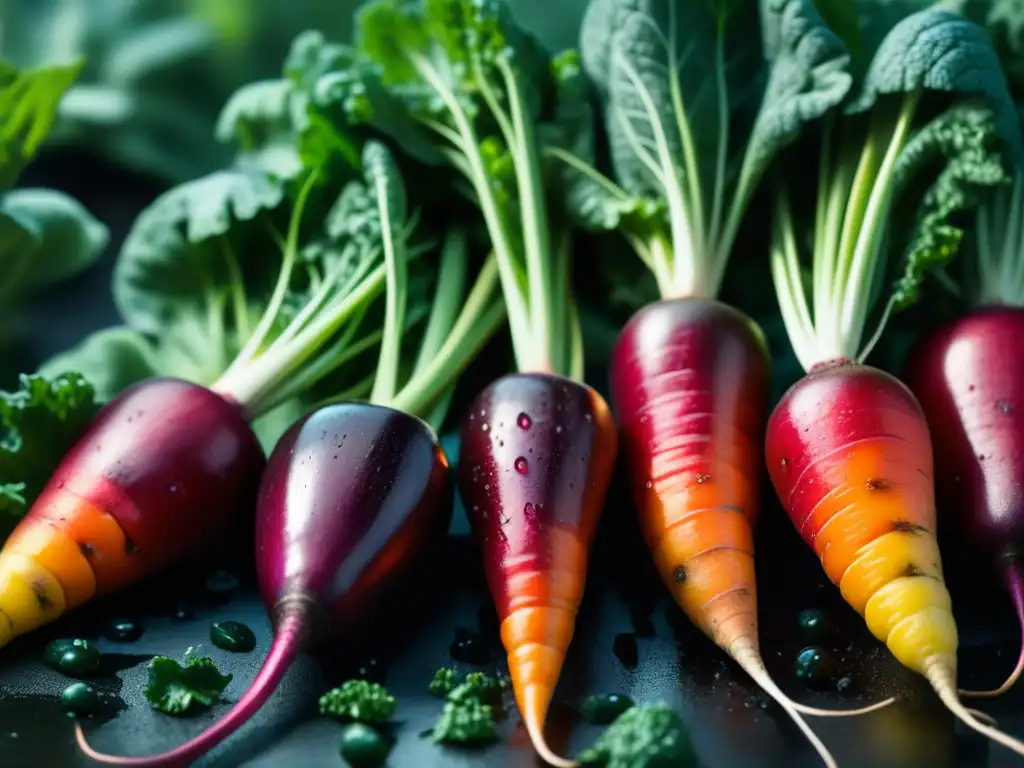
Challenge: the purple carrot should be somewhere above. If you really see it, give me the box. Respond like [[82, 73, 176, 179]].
[[75, 403, 452, 766]]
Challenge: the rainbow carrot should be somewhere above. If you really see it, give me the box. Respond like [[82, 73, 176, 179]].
[[0, 379, 264, 648], [459, 374, 617, 768], [766, 9, 1024, 752]]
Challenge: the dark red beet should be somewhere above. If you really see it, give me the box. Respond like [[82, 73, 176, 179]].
[[458, 372, 617, 767], [76, 403, 452, 766], [905, 306, 1024, 695]]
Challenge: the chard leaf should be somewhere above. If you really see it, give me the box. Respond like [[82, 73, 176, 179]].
[[144, 650, 233, 716], [38, 327, 160, 403], [891, 102, 1011, 308], [349, 0, 549, 163], [580, 0, 849, 296], [1, 188, 109, 289], [215, 78, 303, 179], [113, 168, 286, 336], [848, 10, 1023, 161]]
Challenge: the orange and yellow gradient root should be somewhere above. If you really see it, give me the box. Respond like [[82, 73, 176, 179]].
[[0, 490, 141, 648]]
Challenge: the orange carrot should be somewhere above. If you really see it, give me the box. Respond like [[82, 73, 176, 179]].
[[458, 374, 617, 768]]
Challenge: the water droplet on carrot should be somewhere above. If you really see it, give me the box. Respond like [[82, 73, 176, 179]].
[[168, 484, 180, 494], [997, 400, 1014, 414], [517, 412, 531, 429], [481, 423, 490, 432], [645, 480, 653, 489], [555, 425, 563, 434], [514, 456, 528, 474]]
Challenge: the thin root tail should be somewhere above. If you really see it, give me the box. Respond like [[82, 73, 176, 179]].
[[927, 659, 1024, 758], [524, 717, 578, 768], [731, 640, 837, 768], [960, 562, 1024, 699], [76, 725, 170, 766], [789, 697, 898, 717]]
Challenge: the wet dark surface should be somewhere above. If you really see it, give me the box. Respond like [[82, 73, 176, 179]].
[[3, 440, 1024, 768], [3, 141, 1024, 768]]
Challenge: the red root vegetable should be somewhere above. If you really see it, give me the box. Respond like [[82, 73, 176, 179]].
[[459, 373, 617, 768], [905, 306, 1024, 696], [611, 299, 887, 768], [75, 402, 452, 766], [0, 379, 265, 648]]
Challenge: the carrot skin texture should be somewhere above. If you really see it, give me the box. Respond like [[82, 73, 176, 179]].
[[765, 361, 956, 673], [0, 378, 265, 647], [610, 298, 770, 647], [75, 403, 452, 767], [458, 373, 617, 750], [904, 307, 1024, 559]]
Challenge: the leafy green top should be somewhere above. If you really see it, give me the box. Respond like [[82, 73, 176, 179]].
[[326, 0, 584, 378], [0, 58, 109, 342], [45, 32, 505, 446], [553, 0, 850, 300], [318, 680, 396, 723], [144, 648, 233, 716], [578, 704, 695, 767], [770, 8, 1020, 371], [0, 373, 96, 531]]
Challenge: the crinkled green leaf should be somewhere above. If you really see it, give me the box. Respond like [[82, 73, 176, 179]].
[[144, 650, 233, 716], [891, 103, 1012, 308], [0, 372, 97, 527], [215, 78, 303, 179], [349, 0, 550, 159], [430, 698, 497, 744], [318, 680, 396, 723], [578, 704, 695, 767], [113, 168, 286, 335], [848, 10, 1023, 162]]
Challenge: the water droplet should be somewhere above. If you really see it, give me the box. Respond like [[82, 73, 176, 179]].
[[484, 483, 490, 491], [696, 473, 711, 484], [584, 413, 593, 423], [481, 423, 490, 432], [517, 413, 532, 429], [569, 481, 575, 489], [524, 502, 534, 515], [514, 456, 528, 474], [555, 425, 563, 434], [998, 400, 1014, 415], [168, 484, 180, 494]]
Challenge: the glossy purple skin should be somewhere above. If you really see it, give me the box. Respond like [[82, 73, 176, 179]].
[[905, 307, 1024, 559], [255, 402, 452, 640], [37, 377, 265, 576], [456, 373, 618, 622]]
